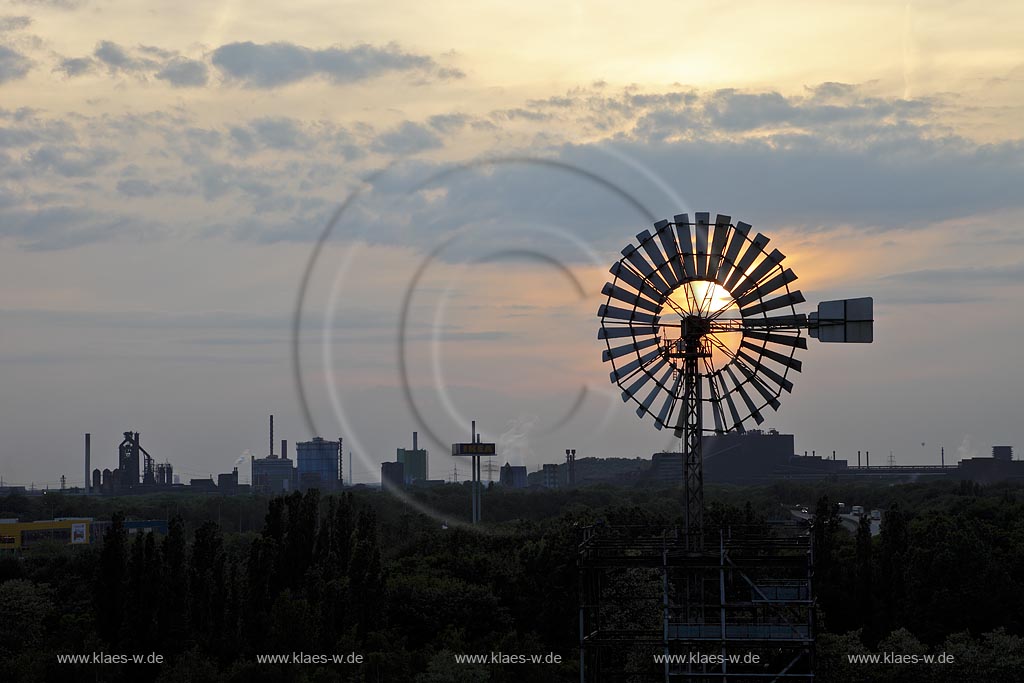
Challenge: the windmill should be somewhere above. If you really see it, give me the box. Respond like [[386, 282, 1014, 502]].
[[599, 212, 872, 548]]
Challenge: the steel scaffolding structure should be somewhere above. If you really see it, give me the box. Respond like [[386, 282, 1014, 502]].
[[579, 523, 815, 682]]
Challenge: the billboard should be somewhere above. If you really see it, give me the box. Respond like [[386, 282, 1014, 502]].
[[70, 522, 88, 544], [451, 442, 497, 456]]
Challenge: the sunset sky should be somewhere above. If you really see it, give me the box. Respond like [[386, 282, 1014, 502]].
[[2, 1, 1022, 486]]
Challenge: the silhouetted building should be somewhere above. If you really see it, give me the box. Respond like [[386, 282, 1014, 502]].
[[297, 437, 342, 491], [251, 454, 295, 493], [541, 463, 560, 489], [500, 462, 528, 488], [381, 461, 404, 492], [956, 455, 1024, 484], [397, 432, 428, 484], [217, 468, 239, 493], [189, 478, 217, 491], [652, 430, 810, 484], [993, 446, 1014, 461]]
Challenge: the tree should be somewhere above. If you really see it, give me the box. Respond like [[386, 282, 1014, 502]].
[[855, 514, 874, 635], [879, 503, 908, 632], [95, 511, 127, 644], [159, 515, 189, 651]]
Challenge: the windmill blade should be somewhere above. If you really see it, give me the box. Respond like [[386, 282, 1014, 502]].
[[708, 214, 731, 283], [737, 348, 794, 394], [598, 325, 659, 340], [610, 347, 662, 382], [716, 221, 751, 285], [734, 268, 798, 309], [634, 364, 674, 415], [724, 232, 771, 291], [715, 370, 746, 433], [602, 282, 662, 313], [724, 364, 765, 425], [610, 261, 666, 303], [706, 372, 726, 433], [731, 248, 786, 299], [733, 358, 783, 408], [602, 336, 661, 362], [740, 290, 806, 317], [622, 245, 672, 296], [637, 229, 676, 289], [694, 212, 710, 280], [740, 339, 803, 372], [742, 330, 807, 350], [598, 304, 661, 325], [673, 214, 697, 279], [654, 372, 683, 429], [621, 357, 669, 402], [742, 313, 807, 329], [655, 219, 685, 286]]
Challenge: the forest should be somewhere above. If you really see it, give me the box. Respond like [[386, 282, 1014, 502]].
[[1, 479, 1023, 682]]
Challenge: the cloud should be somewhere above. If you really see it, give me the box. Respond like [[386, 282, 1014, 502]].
[[247, 117, 311, 150], [154, 57, 208, 87], [55, 56, 94, 77], [210, 41, 447, 88], [0, 15, 31, 31], [371, 120, 443, 155], [427, 113, 470, 133], [0, 203, 164, 250], [9, 0, 86, 8], [116, 178, 159, 198], [882, 263, 1024, 287], [93, 40, 158, 74], [0, 45, 31, 83], [25, 144, 117, 176], [0, 116, 75, 148]]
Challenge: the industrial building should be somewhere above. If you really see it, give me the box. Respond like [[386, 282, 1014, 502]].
[[499, 462, 528, 488], [296, 437, 343, 491], [85, 431, 177, 495], [396, 431, 428, 484], [0, 518, 167, 550], [651, 430, 847, 485], [541, 463, 560, 488], [381, 461, 405, 492], [251, 416, 297, 494]]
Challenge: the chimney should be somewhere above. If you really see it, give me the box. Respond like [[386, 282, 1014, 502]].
[[471, 420, 476, 443], [866, 451, 870, 468], [413, 431, 418, 451], [269, 415, 275, 458], [281, 439, 287, 459], [85, 433, 91, 494], [858, 450, 861, 467]]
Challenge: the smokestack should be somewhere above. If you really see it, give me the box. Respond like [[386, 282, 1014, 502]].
[[270, 415, 275, 457], [941, 446, 944, 468], [866, 451, 870, 468], [413, 431, 418, 451], [832, 450, 836, 461], [471, 420, 476, 443], [85, 433, 91, 494], [281, 440, 287, 459], [858, 450, 861, 467]]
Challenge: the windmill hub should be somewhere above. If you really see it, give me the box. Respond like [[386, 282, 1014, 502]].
[[680, 314, 712, 338]]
